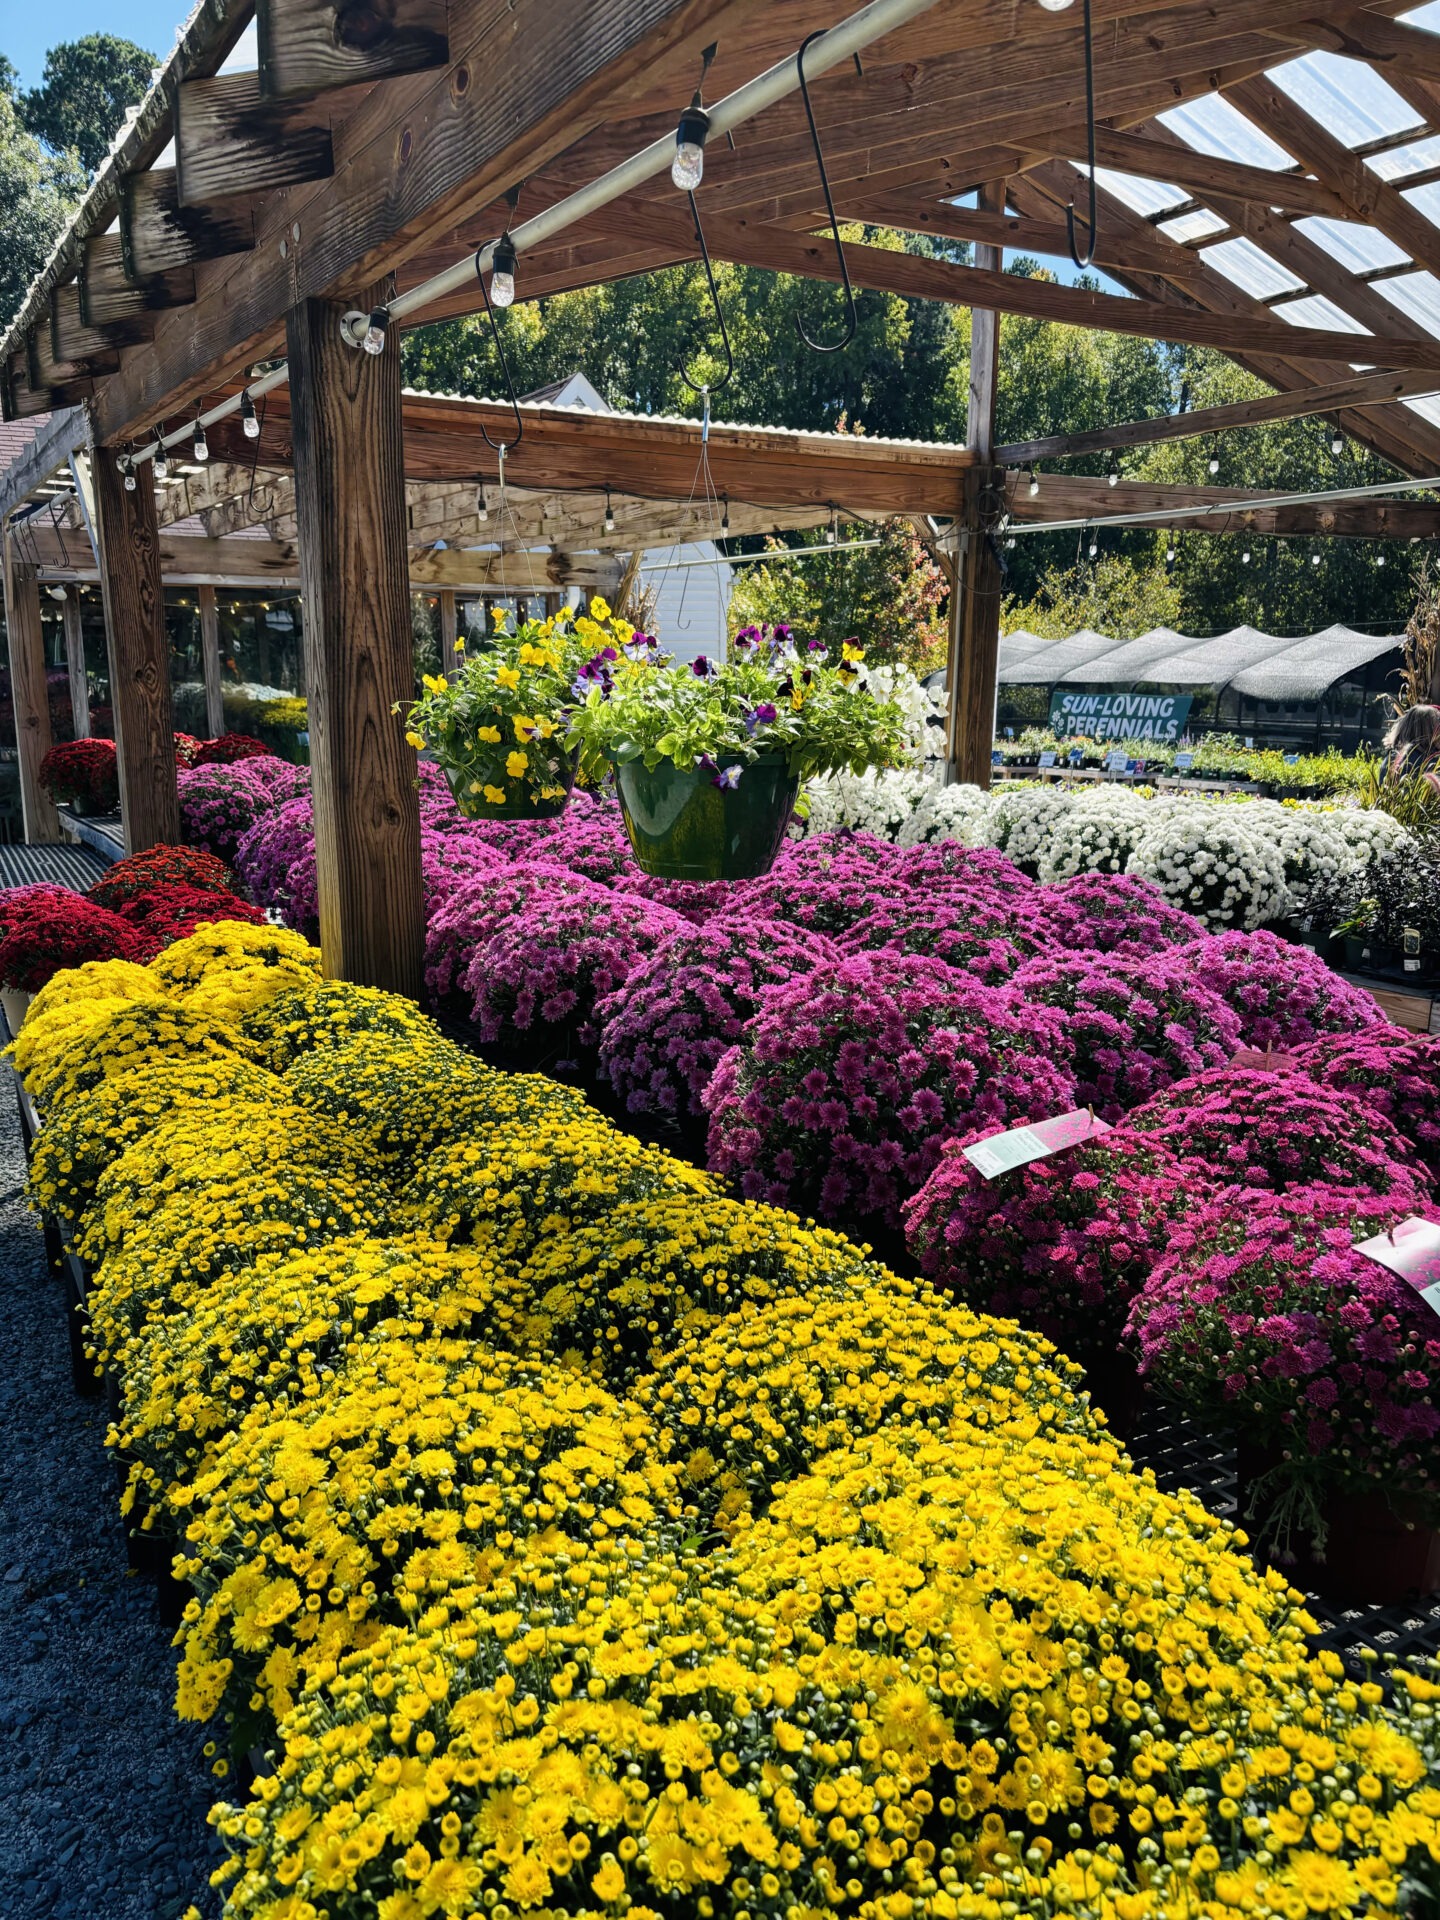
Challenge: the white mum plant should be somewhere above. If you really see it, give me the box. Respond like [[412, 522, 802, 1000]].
[[798, 767, 931, 841], [897, 780, 998, 847], [1321, 805, 1415, 867], [1126, 814, 1291, 931], [1272, 810, 1353, 900]]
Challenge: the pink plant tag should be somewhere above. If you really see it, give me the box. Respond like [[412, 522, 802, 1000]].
[[1353, 1216, 1440, 1317], [1230, 1047, 1301, 1073], [962, 1108, 1112, 1181]]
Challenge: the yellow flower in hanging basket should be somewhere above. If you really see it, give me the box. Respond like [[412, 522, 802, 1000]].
[[482, 785, 506, 805], [404, 730, 426, 750], [506, 751, 529, 779], [476, 725, 502, 745], [495, 665, 521, 691], [421, 674, 447, 695], [589, 595, 612, 621]]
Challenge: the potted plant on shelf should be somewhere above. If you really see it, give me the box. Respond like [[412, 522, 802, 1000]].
[[38, 738, 120, 815], [405, 602, 628, 820], [566, 623, 910, 880]]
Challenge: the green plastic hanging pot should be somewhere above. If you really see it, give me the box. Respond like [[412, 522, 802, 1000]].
[[610, 752, 800, 880]]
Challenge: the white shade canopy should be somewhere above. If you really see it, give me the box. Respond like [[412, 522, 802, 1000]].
[[999, 624, 1403, 698]]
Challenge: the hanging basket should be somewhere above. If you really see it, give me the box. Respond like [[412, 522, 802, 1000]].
[[611, 752, 799, 881], [445, 748, 578, 822]]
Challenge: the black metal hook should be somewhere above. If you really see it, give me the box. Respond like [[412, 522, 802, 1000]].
[[474, 244, 524, 454], [795, 29, 857, 353], [1067, 0, 1099, 271], [679, 192, 734, 395]]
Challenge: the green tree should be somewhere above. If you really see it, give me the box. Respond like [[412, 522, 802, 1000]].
[[0, 91, 84, 330], [22, 34, 155, 174], [1002, 551, 1182, 640], [0, 55, 18, 103], [730, 519, 948, 673]]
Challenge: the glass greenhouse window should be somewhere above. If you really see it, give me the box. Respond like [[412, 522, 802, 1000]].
[[1200, 236, 1305, 301], [1268, 53, 1424, 147], [1157, 96, 1293, 169], [1293, 218, 1409, 274], [1401, 181, 1440, 229]]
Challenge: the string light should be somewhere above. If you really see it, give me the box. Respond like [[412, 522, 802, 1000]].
[[475, 484, 489, 524], [1377, 549, 1387, 567], [1241, 545, 1252, 565], [1035, 0, 1076, 11], [121, 455, 137, 493], [241, 390, 260, 440], [672, 93, 712, 191], [490, 235, 518, 308], [603, 490, 616, 533], [46, 584, 67, 601], [1310, 546, 1322, 567], [1087, 530, 1099, 560], [152, 431, 168, 483], [1107, 455, 1120, 488], [193, 420, 209, 463], [826, 507, 839, 544], [721, 493, 731, 535], [1026, 467, 1040, 497], [1329, 424, 1344, 457], [1207, 441, 1220, 477], [361, 307, 390, 355]]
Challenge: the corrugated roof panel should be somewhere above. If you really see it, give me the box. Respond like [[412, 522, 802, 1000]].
[[1199, 237, 1305, 301], [1293, 218, 1409, 275], [1268, 53, 1424, 146], [1157, 96, 1294, 169], [1156, 209, 1228, 244], [1089, 166, 1188, 218], [1374, 270, 1440, 337], [1274, 295, 1373, 335], [1367, 133, 1440, 182]]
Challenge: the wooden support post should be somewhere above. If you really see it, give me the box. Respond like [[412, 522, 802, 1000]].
[[438, 589, 459, 679], [91, 451, 181, 851], [199, 583, 225, 737], [62, 593, 90, 739], [1, 541, 61, 841], [947, 181, 1006, 788], [286, 292, 424, 997]]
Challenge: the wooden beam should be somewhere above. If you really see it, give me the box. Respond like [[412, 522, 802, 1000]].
[[836, 193, 1205, 279], [93, 0, 764, 442], [947, 466, 1004, 788], [3, 351, 54, 421], [80, 233, 196, 332], [199, 583, 225, 737], [407, 548, 625, 590], [176, 71, 335, 205], [585, 199, 1440, 369], [1295, 9, 1440, 87], [966, 178, 1005, 463], [1040, 124, 1352, 219], [91, 448, 182, 853], [120, 169, 257, 280], [23, 525, 302, 582], [1008, 473, 1440, 539], [0, 407, 90, 519], [258, 0, 449, 100], [62, 593, 91, 740], [996, 368, 1440, 464], [0, 544, 62, 841], [51, 285, 131, 367], [287, 290, 424, 996]]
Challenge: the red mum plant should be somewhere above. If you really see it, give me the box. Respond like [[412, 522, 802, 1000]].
[[88, 844, 237, 911], [1114, 1066, 1432, 1204], [173, 733, 203, 768], [113, 883, 266, 944], [904, 1127, 1200, 1369], [704, 952, 1076, 1231], [1127, 1182, 1440, 1554], [38, 739, 119, 814], [192, 734, 273, 766], [1293, 1028, 1440, 1183], [0, 889, 158, 991]]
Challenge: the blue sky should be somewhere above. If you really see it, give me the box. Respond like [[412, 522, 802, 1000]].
[[0, 0, 180, 88]]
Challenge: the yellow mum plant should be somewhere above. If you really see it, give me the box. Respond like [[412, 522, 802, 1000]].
[[150, 920, 323, 993], [17, 998, 260, 1109], [240, 979, 445, 1075]]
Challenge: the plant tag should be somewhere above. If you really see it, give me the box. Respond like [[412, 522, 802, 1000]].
[[1133, 758, 1147, 776], [1039, 750, 1056, 768], [1175, 752, 1194, 771], [1231, 1046, 1301, 1073], [1069, 748, 1084, 766], [992, 749, 1004, 767], [1107, 751, 1129, 773], [962, 1108, 1111, 1180], [1404, 926, 1422, 973], [1354, 1217, 1440, 1317], [1284, 753, 1299, 765]]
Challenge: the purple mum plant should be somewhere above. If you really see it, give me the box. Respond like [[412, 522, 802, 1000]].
[[904, 1128, 1201, 1367], [1152, 927, 1381, 1050], [1293, 1028, 1440, 1183], [1039, 871, 1206, 956], [1010, 951, 1241, 1120], [703, 951, 1077, 1230], [178, 758, 310, 865], [596, 915, 838, 1123], [1114, 1066, 1432, 1204], [835, 882, 1043, 986], [423, 860, 595, 1001], [731, 831, 903, 935], [1127, 1181, 1440, 1545], [233, 794, 319, 934]]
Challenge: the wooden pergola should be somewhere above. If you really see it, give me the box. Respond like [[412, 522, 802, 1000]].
[[5, 0, 1440, 995]]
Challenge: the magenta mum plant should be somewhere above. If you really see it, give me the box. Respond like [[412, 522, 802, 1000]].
[[1010, 951, 1241, 1120], [178, 759, 309, 864], [1127, 1182, 1440, 1545], [894, 843, 1036, 894], [1040, 871, 1206, 956], [835, 883, 1043, 986], [1293, 1028, 1440, 1182], [419, 828, 509, 913], [233, 794, 319, 933], [423, 860, 595, 1000], [1115, 1066, 1432, 1203], [1154, 927, 1381, 1050], [703, 952, 1076, 1230], [904, 1128, 1200, 1365], [731, 831, 901, 935], [596, 916, 838, 1122], [462, 886, 686, 1048]]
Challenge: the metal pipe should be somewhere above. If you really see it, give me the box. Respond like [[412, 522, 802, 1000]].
[[126, 0, 943, 470]]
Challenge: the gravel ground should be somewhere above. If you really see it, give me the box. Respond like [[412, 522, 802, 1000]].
[[0, 1085, 224, 1919]]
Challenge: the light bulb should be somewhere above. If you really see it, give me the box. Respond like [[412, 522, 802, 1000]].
[[1005, 535, 1017, 549], [1242, 548, 1251, 565], [1088, 539, 1098, 559], [475, 486, 489, 524], [47, 584, 67, 601], [491, 235, 517, 308], [1107, 462, 1119, 488], [123, 459, 137, 492], [1036, 0, 1076, 10], [154, 449, 169, 482], [1311, 549, 1322, 567], [1027, 470, 1040, 497], [241, 391, 260, 440], [603, 492, 616, 533], [362, 306, 389, 355], [672, 101, 711, 192], [1377, 551, 1387, 567], [1166, 542, 1177, 563], [1207, 451, 1220, 476], [193, 423, 209, 462], [1330, 431, 1344, 456]]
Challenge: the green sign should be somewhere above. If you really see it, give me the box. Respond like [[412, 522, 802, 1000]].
[[1050, 691, 1194, 743]]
